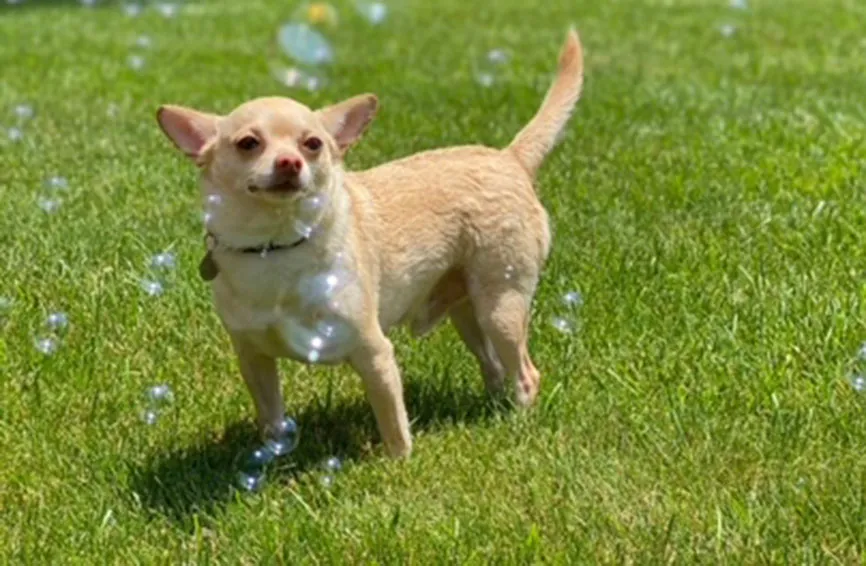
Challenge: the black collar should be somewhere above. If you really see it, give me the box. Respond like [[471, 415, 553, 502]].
[[206, 232, 308, 255]]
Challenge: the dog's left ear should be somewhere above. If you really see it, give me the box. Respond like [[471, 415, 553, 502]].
[[317, 94, 378, 153]]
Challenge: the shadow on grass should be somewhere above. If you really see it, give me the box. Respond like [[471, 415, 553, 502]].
[[130, 376, 507, 526]]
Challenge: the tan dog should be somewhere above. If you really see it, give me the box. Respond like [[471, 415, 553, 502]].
[[156, 29, 583, 458]]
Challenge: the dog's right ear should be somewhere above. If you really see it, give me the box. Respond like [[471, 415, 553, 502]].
[[156, 105, 220, 161]]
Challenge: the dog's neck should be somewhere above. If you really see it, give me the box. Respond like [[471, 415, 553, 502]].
[[202, 169, 350, 253]]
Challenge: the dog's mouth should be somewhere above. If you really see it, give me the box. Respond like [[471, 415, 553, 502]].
[[249, 179, 303, 196]]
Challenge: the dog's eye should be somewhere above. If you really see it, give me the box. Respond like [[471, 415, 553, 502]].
[[303, 136, 323, 152], [236, 136, 260, 151]]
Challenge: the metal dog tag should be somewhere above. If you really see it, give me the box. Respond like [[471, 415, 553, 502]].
[[199, 251, 219, 281]]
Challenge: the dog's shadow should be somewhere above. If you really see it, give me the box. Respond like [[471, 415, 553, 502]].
[[130, 376, 507, 525]]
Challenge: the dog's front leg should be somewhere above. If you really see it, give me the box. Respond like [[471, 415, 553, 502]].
[[349, 329, 412, 458], [231, 335, 285, 437]]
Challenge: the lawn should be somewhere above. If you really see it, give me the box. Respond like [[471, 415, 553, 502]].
[[2, 0, 866, 562]]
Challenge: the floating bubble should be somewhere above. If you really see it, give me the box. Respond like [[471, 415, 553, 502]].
[[237, 470, 264, 492], [324, 456, 342, 472], [14, 104, 34, 121], [246, 445, 276, 468], [150, 252, 176, 270], [134, 35, 153, 49], [46, 312, 69, 331], [146, 384, 174, 404], [37, 197, 61, 213], [123, 2, 142, 16], [719, 24, 736, 37], [858, 342, 866, 360], [106, 103, 120, 118], [850, 374, 866, 393], [34, 336, 58, 355], [475, 48, 511, 88], [504, 265, 515, 280], [355, 1, 387, 24], [128, 55, 146, 71], [206, 194, 223, 207], [271, 4, 337, 92], [321, 475, 334, 488], [142, 408, 159, 425], [8, 127, 23, 142], [0, 297, 13, 311], [281, 314, 357, 363], [264, 417, 299, 456], [44, 176, 68, 191], [139, 279, 164, 297], [562, 291, 583, 308], [278, 22, 334, 67], [79, 0, 97, 6], [550, 316, 574, 334], [155, 2, 178, 18], [730, 0, 748, 9]]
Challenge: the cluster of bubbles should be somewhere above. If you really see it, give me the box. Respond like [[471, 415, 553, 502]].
[[236, 416, 343, 493], [849, 343, 866, 393], [203, 191, 358, 363], [269, 1, 389, 92], [33, 311, 69, 356], [142, 383, 174, 424], [140, 251, 176, 297]]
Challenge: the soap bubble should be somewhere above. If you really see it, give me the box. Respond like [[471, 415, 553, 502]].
[[292, 192, 328, 238], [281, 314, 357, 363], [550, 316, 574, 334], [730, 0, 748, 9], [504, 265, 515, 280], [475, 48, 511, 88], [562, 291, 583, 308], [123, 3, 142, 16], [324, 456, 342, 472], [8, 127, 23, 142], [46, 312, 69, 331], [37, 197, 61, 213], [246, 446, 276, 468], [34, 336, 58, 355], [146, 384, 174, 404], [858, 342, 866, 360], [355, 1, 387, 24], [155, 2, 178, 18], [14, 104, 34, 121], [719, 24, 736, 37], [149, 252, 176, 270], [142, 408, 159, 425], [0, 297, 13, 312], [134, 35, 153, 49], [850, 374, 866, 393], [270, 3, 338, 91], [237, 471, 264, 492], [140, 279, 164, 297], [321, 475, 334, 488], [79, 0, 97, 6], [44, 176, 68, 191], [128, 55, 146, 71], [265, 417, 299, 456]]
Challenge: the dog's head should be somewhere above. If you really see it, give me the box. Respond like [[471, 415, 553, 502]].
[[156, 94, 377, 201]]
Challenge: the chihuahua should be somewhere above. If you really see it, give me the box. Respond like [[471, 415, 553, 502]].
[[156, 29, 583, 457]]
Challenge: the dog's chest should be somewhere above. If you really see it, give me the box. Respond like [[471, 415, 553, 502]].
[[211, 251, 362, 362]]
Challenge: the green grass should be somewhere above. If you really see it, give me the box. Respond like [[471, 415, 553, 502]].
[[2, 0, 866, 562]]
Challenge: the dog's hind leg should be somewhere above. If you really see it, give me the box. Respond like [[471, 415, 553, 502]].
[[449, 300, 506, 395]]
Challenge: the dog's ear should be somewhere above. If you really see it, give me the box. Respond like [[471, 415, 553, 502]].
[[156, 105, 220, 160], [317, 94, 378, 153]]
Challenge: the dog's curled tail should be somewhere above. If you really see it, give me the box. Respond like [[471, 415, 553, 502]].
[[507, 28, 584, 176]]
